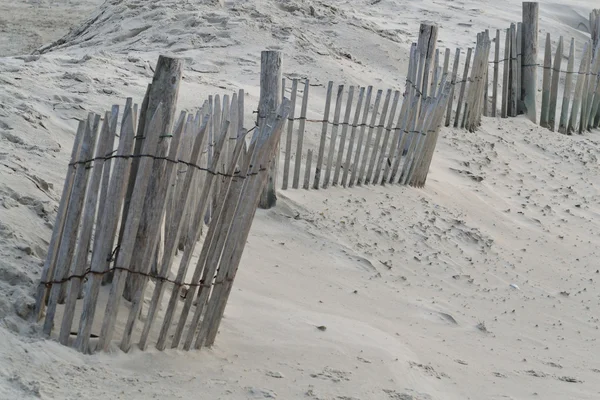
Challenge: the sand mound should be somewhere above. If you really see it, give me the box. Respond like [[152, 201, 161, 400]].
[[0, 0, 599, 398]]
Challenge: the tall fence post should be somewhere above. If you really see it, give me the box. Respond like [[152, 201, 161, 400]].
[[522, 2, 539, 122], [258, 50, 282, 209]]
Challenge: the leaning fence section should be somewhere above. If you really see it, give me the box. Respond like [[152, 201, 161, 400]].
[[34, 56, 290, 354], [279, 24, 457, 192], [441, 5, 600, 135]]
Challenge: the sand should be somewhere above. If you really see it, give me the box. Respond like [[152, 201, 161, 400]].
[[0, 0, 599, 399]]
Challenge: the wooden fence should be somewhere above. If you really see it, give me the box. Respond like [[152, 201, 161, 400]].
[[278, 24, 463, 192], [36, 2, 600, 354], [442, 4, 600, 134], [34, 56, 290, 353]]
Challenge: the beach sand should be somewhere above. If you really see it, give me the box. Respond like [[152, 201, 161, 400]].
[[0, 0, 599, 399]]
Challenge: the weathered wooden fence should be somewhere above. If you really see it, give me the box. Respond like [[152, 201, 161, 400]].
[[34, 56, 290, 353], [278, 23, 458, 192], [439, 4, 600, 134]]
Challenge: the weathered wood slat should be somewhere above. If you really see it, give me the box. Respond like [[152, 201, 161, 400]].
[[540, 33, 552, 128], [568, 41, 590, 135], [34, 120, 86, 320], [154, 119, 230, 351], [258, 50, 282, 209], [349, 85, 373, 187], [492, 29, 500, 117], [323, 85, 344, 189], [119, 113, 187, 352], [558, 39, 575, 134], [137, 108, 211, 351], [373, 90, 400, 184], [454, 48, 473, 127], [548, 36, 563, 131], [445, 48, 460, 126], [282, 79, 298, 190], [292, 80, 309, 189], [58, 113, 112, 344], [313, 81, 333, 189], [342, 87, 365, 187], [333, 85, 355, 186], [522, 2, 539, 121], [75, 105, 136, 354], [357, 89, 382, 186], [43, 114, 99, 336], [365, 89, 392, 184]]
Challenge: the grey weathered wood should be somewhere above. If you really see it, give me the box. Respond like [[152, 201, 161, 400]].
[[293, 80, 309, 189], [58, 113, 112, 345], [580, 43, 598, 133], [430, 49, 440, 98], [357, 89, 382, 185], [548, 36, 564, 131], [558, 38, 576, 134], [465, 32, 490, 131], [173, 114, 197, 251], [454, 48, 472, 127], [365, 89, 392, 184], [118, 113, 186, 352], [229, 92, 239, 163], [333, 86, 355, 186], [211, 95, 222, 224], [522, 2, 539, 121], [492, 29, 500, 117], [516, 22, 523, 114], [195, 101, 290, 349], [440, 48, 451, 98], [93, 107, 166, 352], [342, 87, 365, 187], [592, 10, 600, 58], [282, 79, 298, 190], [373, 90, 400, 184], [74, 106, 136, 354], [568, 41, 590, 135], [323, 85, 344, 188], [587, 44, 600, 129], [406, 79, 449, 186], [445, 48, 460, 126], [410, 80, 452, 186], [383, 91, 408, 184], [540, 33, 552, 128], [418, 24, 439, 111], [303, 149, 313, 190], [313, 81, 333, 189], [137, 109, 210, 351], [93, 104, 120, 269], [583, 42, 600, 131], [154, 119, 230, 351], [509, 24, 518, 117], [349, 85, 373, 187], [34, 120, 86, 320], [501, 28, 510, 118], [258, 50, 282, 209], [43, 114, 99, 336], [173, 131, 250, 350], [414, 81, 453, 187], [483, 29, 490, 117], [390, 44, 419, 183], [115, 85, 151, 283]]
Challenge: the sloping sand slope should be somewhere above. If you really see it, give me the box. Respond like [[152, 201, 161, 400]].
[[0, 0, 599, 399]]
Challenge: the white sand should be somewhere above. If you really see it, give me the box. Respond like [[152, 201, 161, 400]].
[[1, 0, 599, 399]]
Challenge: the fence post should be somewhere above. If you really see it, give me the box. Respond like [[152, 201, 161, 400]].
[[123, 56, 183, 301], [258, 50, 282, 209], [522, 2, 539, 122]]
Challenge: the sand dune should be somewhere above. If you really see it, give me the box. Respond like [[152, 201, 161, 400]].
[[0, 0, 599, 399]]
